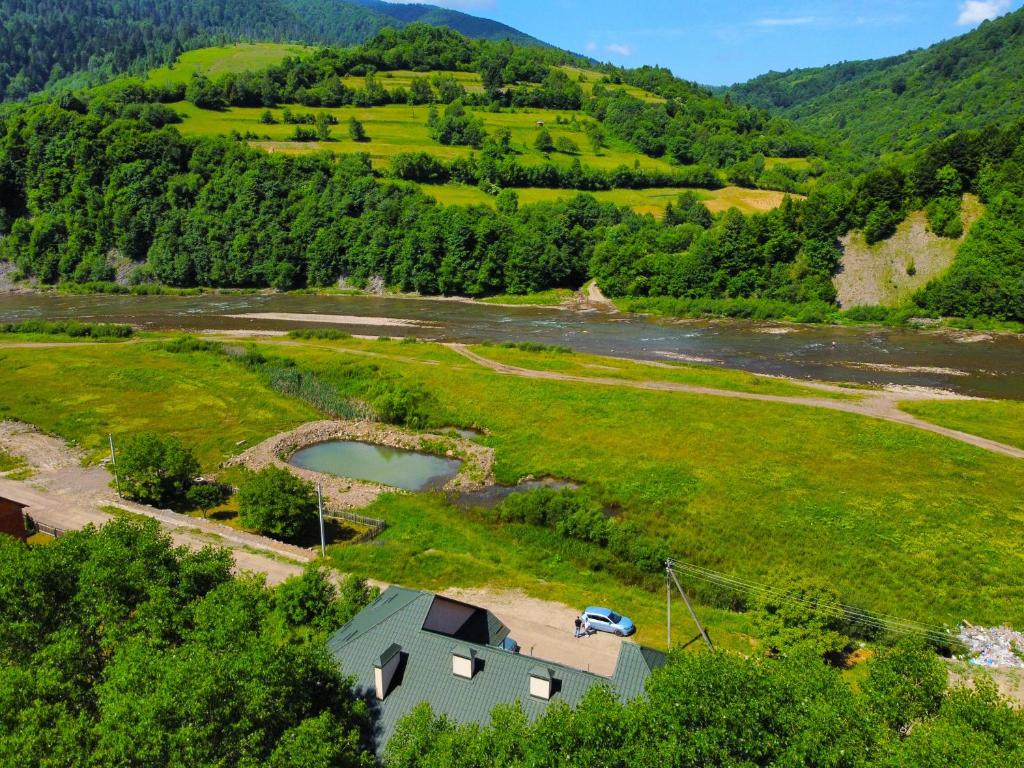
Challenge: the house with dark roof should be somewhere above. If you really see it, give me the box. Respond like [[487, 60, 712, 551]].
[[327, 587, 665, 753]]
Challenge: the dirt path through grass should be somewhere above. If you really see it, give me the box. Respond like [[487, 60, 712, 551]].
[[0, 421, 313, 583], [447, 344, 1024, 460]]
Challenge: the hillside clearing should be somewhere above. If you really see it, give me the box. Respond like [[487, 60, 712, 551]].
[[835, 194, 984, 308], [147, 43, 312, 86], [420, 183, 799, 216]]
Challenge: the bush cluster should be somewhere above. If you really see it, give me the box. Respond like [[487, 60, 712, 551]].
[[493, 489, 667, 574], [0, 320, 134, 338]]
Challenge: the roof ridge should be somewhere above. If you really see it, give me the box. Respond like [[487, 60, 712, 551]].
[[328, 586, 429, 650]]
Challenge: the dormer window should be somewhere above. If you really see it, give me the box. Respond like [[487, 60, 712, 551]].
[[452, 645, 476, 679], [529, 666, 553, 700]]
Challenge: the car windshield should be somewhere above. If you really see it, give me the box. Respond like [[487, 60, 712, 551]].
[[608, 612, 622, 623]]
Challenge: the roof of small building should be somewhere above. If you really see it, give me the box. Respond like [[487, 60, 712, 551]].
[[327, 586, 665, 752], [0, 496, 29, 510]]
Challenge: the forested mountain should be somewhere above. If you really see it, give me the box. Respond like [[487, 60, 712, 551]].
[[343, 0, 545, 47], [725, 8, 1024, 156], [0, 0, 545, 101]]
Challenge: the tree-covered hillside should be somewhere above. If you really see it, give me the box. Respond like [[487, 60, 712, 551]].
[[725, 8, 1024, 156], [343, 0, 546, 47], [0, 0, 546, 101]]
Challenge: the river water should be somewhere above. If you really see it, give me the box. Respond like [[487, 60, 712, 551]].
[[2, 293, 1022, 400]]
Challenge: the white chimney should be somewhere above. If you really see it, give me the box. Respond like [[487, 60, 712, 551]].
[[529, 666, 553, 700], [374, 644, 402, 700], [452, 645, 476, 679]]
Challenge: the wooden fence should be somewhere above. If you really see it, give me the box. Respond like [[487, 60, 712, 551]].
[[27, 520, 66, 538], [324, 510, 386, 543]]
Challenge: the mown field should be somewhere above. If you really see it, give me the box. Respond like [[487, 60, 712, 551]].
[[418, 183, 799, 216], [147, 43, 312, 86], [2, 335, 1021, 649]]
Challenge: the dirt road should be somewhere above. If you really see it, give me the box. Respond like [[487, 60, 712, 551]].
[[447, 344, 1024, 461], [0, 422, 628, 676], [0, 421, 310, 584]]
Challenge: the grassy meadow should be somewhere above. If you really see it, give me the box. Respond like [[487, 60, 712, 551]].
[[900, 399, 1024, 451], [170, 101, 681, 173], [147, 43, 312, 86], [468, 343, 859, 399], [0, 341, 316, 466], [2, 335, 1022, 648], [152, 48, 799, 219]]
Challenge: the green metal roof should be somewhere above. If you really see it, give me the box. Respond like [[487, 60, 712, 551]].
[[327, 587, 662, 753]]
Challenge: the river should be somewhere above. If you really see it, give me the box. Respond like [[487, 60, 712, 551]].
[[2, 293, 1022, 400]]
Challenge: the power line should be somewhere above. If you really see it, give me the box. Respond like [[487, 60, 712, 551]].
[[666, 558, 956, 644]]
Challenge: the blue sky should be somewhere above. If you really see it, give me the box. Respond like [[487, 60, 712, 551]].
[[407, 0, 1023, 84]]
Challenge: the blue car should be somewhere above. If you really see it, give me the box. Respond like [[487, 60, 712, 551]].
[[583, 606, 635, 637]]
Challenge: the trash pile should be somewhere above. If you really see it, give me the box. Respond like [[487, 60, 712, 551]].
[[959, 622, 1024, 668]]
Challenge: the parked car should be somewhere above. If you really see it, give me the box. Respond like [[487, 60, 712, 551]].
[[500, 636, 521, 653], [582, 607, 635, 636]]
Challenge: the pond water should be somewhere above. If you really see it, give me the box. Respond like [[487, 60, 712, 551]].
[[2, 292, 1022, 399], [288, 440, 462, 491], [449, 478, 578, 511]]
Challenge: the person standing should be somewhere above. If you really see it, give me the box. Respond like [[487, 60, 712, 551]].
[[574, 615, 582, 638], [583, 616, 592, 637]]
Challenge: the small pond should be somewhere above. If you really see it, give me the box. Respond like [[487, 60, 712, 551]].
[[289, 441, 462, 492], [449, 478, 578, 511]]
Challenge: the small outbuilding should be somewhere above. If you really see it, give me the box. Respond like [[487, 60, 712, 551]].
[[0, 496, 29, 542]]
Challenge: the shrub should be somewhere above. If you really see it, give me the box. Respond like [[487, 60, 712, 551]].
[[495, 488, 583, 526], [275, 564, 378, 631], [163, 335, 221, 354], [185, 482, 231, 517], [348, 116, 368, 143], [112, 432, 199, 507], [751, 574, 851, 659], [287, 329, 353, 341], [498, 341, 572, 354], [0, 320, 133, 338], [862, 640, 947, 733], [926, 195, 964, 238], [237, 467, 317, 540]]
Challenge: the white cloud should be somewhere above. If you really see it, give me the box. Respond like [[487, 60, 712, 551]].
[[585, 41, 598, 52], [956, 0, 1011, 25], [755, 16, 817, 27], [605, 43, 633, 56]]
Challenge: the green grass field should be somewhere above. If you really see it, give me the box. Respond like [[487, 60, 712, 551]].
[[469, 344, 859, 399], [418, 183, 798, 216], [0, 341, 316, 466], [3, 336, 1022, 648], [900, 399, 1024, 451], [341, 69, 486, 94], [170, 101, 682, 174], [147, 44, 312, 86], [478, 288, 576, 306]]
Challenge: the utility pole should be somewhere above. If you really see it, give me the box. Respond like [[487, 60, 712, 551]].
[[108, 434, 121, 498], [667, 566, 672, 647], [316, 483, 326, 558], [666, 560, 713, 649]]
